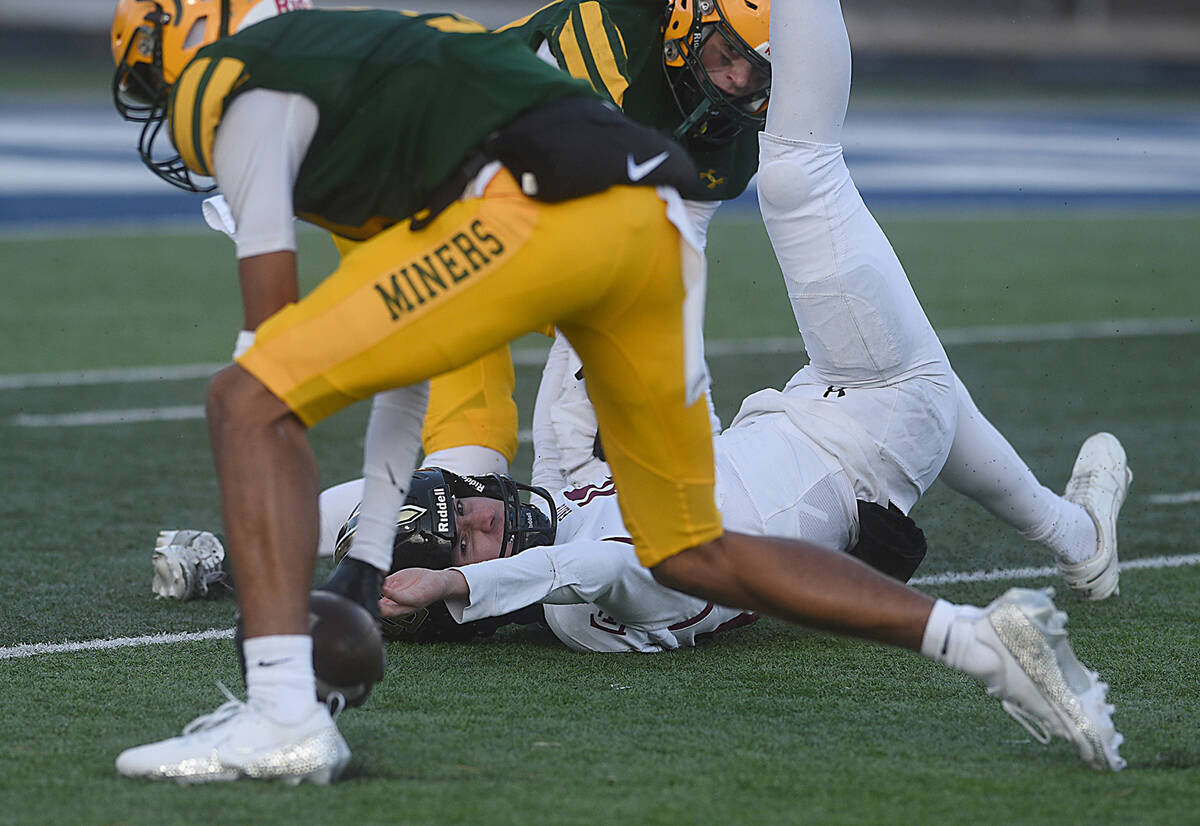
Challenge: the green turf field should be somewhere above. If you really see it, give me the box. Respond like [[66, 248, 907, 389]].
[[1, 211, 1198, 824]]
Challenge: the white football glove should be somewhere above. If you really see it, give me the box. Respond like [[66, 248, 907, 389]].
[[151, 529, 230, 600]]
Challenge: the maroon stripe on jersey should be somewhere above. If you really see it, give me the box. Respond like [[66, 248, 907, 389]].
[[562, 480, 617, 507], [600, 536, 634, 544], [668, 602, 714, 631], [694, 612, 759, 644]]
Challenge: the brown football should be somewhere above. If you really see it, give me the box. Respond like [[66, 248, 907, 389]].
[[309, 590, 386, 708]]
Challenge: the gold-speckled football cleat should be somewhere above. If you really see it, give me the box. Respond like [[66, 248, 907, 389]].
[[975, 587, 1125, 771], [116, 684, 350, 784], [1059, 433, 1131, 601]]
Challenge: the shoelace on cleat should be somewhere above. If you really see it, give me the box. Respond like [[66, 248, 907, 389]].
[[181, 682, 246, 735], [1000, 700, 1052, 745], [325, 691, 346, 722]]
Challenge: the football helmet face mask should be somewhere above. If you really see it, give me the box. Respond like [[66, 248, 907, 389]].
[[662, 0, 771, 146], [110, 0, 307, 191], [334, 468, 557, 642]]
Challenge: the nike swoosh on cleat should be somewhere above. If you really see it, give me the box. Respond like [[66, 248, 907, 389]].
[[626, 151, 670, 182], [256, 658, 293, 668]]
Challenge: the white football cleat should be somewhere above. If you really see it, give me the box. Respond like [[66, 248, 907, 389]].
[[152, 530, 229, 600], [974, 587, 1125, 771], [115, 685, 351, 784], [1059, 433, 1132, 601]]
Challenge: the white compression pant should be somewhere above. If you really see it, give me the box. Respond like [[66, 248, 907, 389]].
[[760, 0, 1068, 541]]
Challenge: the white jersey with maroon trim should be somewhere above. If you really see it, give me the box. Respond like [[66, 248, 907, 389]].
[[445, 479, 755, 653]]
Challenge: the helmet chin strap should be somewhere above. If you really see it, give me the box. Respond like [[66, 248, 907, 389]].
[[672, 97, 714, 142]]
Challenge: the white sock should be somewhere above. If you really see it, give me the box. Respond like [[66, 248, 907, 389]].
[[243, 635, 318, 725], [1021, 501, 1098, 565], [919, 599, 1001, 683]]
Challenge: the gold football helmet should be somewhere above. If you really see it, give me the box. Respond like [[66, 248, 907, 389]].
[[662, 0, 771, 145], [111, 0, 267, 118], [110, 0, 309, 190]]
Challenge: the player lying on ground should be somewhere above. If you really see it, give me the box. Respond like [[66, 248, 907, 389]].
[[349, 378, 1127, 664], [349, 453, 1126, 770], [113, 0, 1125, 785]]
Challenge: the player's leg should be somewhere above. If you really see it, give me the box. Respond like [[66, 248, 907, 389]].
[[185, 177, 567, 760], [939, 375, 1129, 600], [649, 503, 1124, 768], [756, 0, 957, 513], [554, 187, 724, 562], [335, 228, 517, 478], [118, 361, 349, 785], [207, 366, 320, 640], [421, 347, 518, 476]]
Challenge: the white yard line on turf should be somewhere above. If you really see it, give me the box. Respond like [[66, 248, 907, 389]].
[[2, 316, 1198, 391], [12, 405, 207, 427], [3, 553, 1198, 661], [909, 553, 1200, 587], [0, 628, 234, 660], [704, 316, 1200, 357], [1145, 491, 1200, 505], [0, 363, 224, 389]]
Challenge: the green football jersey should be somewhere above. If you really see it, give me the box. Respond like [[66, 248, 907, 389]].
[[168, 9, 597, 239], [500, 0, 760, 200]]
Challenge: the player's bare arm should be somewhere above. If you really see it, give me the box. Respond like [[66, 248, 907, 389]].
[[238, 250, 298, 329]]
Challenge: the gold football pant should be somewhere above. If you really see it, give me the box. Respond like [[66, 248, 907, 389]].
[[333, 234, 520, 463], [240, 170, 720, 566]]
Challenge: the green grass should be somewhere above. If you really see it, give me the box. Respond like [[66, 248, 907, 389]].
[[1, 211, 1199, 824], [6, 212, 1200, 374]]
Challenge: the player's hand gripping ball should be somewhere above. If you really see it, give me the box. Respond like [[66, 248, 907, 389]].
[[309, 591, 386, 708]]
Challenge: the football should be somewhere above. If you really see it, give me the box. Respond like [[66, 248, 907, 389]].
[[309, 590, 386, 708]]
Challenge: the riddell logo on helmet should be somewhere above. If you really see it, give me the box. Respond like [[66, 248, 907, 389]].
[[274, 0, 312, 12], [432, 487, 451, 534]]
